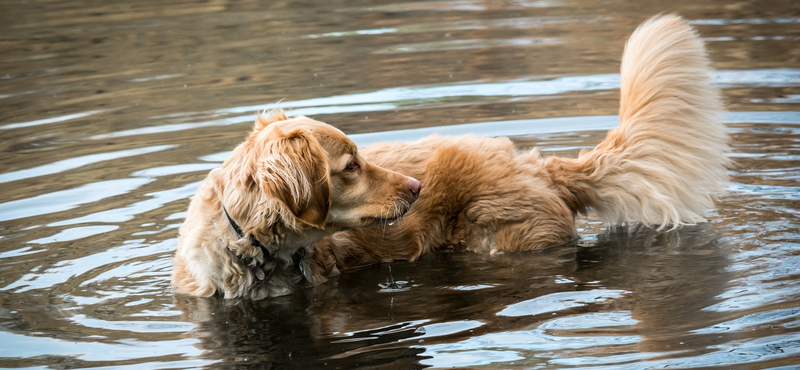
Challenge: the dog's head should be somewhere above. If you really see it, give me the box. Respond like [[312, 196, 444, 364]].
[[217, 109, 420, 233]]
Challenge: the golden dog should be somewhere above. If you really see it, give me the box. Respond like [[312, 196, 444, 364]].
[[173, 15, 729, 299]]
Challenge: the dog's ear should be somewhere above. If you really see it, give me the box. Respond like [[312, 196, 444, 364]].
[[258, 128, 331, 229]]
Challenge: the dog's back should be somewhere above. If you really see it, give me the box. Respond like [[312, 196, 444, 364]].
[[312, 14, 731, 276]]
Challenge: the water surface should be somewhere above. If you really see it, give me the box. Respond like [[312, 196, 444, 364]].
[[1, 0, 799, 368]]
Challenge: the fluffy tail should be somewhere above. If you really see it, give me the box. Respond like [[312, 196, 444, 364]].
[[544, 14, 729, 229]]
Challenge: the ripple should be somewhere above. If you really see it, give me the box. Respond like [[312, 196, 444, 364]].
[[418, 349, 524, 368], [82, 69, 800, 141], [0, 331, 205, 363], [412, 320, 485, 339], [375, 37, 560, 53], [69, 314, 195, 334], [125, 74, 185, 83], [714, 68, 800, 88], [0, 145, 175, 184], [443, 284, 495, 291], [691, 17, 800, 25], [693, 307, 800, 334], [49, 180, 201, 226], [418, 324, 641, 367], [564, 333, 800, 370], [90, 104, 397, 140], [2, 238, 175, 293], [309, 16, 593, 39], [343, 0, 559, 13], [130, 163, 218, 178], [352, 115, 618, 146], [0, 178, 153, 223], [181, 110, 800, 161], [0, 109, 108, 130], [497, 289, 628, 317], [538, 311, 638, 330], [210, 69, 800, 117], [29, 225, 119, 244]]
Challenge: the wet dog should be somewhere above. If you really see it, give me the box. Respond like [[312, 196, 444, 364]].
[[171, 112, 421, 299], [309, 15, 729, 278], [172, 14, 728, 299]]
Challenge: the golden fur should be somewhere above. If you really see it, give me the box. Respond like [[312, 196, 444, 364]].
[[171, 111, 421, 299], [310, 15, 729, 277], [172, 15, 729, 299]]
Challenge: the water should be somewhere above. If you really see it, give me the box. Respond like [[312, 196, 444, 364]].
[[1, 0, 798, 368]]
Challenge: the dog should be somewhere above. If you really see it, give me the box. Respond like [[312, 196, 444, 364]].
[[172, 14, 729, 299], [308, 15, 729, 278], [171, 112, 421, 299]]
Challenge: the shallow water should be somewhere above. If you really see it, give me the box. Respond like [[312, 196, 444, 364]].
[[1, 0, 799, 368]]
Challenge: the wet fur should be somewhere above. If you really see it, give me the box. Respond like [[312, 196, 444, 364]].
[[173, 15, 729, 299], [310, 15, 729, 276], [172, 111, 420, 299]]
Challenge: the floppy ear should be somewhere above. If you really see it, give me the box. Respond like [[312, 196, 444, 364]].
[[258, 128, 331, 229]]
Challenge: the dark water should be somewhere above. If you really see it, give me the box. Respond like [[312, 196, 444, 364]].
[[1, 0, 799, 368]]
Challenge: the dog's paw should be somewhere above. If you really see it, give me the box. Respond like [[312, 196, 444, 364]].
[[489, 248, 504, 255], [227, 238, 271, 281], [227, 238, 265, 265]]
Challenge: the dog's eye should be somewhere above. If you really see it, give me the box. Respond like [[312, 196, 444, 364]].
[[344, 162, 360, 172]]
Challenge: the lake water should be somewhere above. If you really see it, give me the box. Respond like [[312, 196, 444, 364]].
[[1, 0, 799, 369]]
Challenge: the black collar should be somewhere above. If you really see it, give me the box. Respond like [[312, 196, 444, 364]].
[[222, 205, 312, 283], [223, 204, 245, 238], [223, 205, 271, 281], [223, 205, 266, 250]]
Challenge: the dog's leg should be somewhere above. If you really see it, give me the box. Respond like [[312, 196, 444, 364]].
[[221, 255, 253, 298], [171, 254, 217, 297], [472, 215, 576, 253], [225, 237, 266, 264]]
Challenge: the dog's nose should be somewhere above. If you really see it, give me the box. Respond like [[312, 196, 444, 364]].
[[407, 177, 421, 197]]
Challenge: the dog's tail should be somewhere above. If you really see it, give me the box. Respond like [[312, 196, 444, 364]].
[[544, 14, 729, 229]]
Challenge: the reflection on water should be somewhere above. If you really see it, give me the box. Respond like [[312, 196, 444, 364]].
[[1, 0, 799, 368]]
